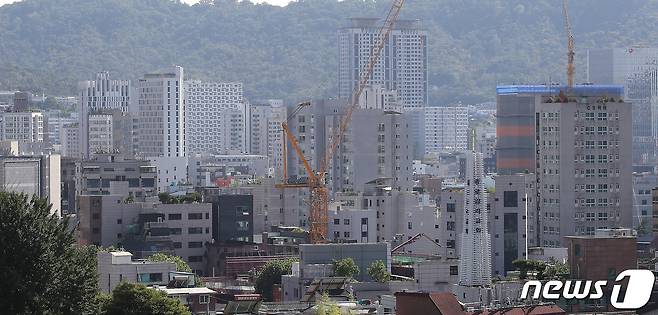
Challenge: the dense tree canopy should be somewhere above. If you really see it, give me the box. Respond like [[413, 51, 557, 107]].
[[255, 258, 296, 301], [0, 0, 655, 105], [0, 192, 98, 314], [367, 260, 390, 283], [148, 252, 193, 273], [103, 282, 191, 315], [332, 258, 360, 278]]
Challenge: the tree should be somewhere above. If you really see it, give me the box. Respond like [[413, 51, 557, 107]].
[[0, 192, 98, 314], [255, 258, 296, 301], [316, 292, 341, 315], [104, 282, 190, 315], [332, 258, 360, 279], [158, 192, 171, 204], [148, 252, 193, 273], [512, 259, 546, 280], [367, 260, 390, 283], [542, 258, 570, 280]]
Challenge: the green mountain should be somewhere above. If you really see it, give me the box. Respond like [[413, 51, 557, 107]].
[[0, 0, 656, 104]]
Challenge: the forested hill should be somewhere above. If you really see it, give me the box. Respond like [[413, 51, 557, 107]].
[[0, 0, 657, 104]]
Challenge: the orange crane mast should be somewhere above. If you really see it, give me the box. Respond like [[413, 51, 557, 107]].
[[276, 0, 406, 244], [563, 0, 575, 92]]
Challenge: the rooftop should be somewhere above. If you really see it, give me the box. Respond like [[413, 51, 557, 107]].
[[155, 287, 216, 295], [496, 84, 623, 96]]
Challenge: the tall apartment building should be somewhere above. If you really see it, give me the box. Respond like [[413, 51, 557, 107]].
[[44, 110, 77, 147], [424, 106, 469, 155], [458, 151, 491, 286], [325, 108, 414, 194], [588, 48, 658, 165], [1, 111, 44, 148], [60, 124, 80, 158], [490, 173, 536, 276], [185, 81, 246, 155], [535, 86, 631, 246], [339, 18, 428, 109], [78, 72, 131, 158], [248, 100, 286, 178], [87, 114, 113, 154], [136, 66, 185, 157]]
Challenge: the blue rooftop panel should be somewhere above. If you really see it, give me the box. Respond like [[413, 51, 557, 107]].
[[496, 84, 624, 96]]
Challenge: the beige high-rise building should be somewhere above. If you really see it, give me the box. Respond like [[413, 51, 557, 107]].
[[136, 66, 185, 157]]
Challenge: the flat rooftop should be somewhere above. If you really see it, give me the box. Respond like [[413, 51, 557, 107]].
[[497, 84, 623, 96]]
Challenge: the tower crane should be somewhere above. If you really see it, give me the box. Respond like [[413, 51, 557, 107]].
[[563, 0, 575, 93], [276, 0, 406, 243]]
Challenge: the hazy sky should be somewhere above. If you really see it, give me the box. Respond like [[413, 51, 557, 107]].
[[0, 0, 295, 7]]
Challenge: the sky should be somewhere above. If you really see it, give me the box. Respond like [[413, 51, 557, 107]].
[[0, 0, 295, 7]]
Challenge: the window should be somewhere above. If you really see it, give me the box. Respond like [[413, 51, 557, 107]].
[[344, 231, 350, 238], [408, 222, 413, 229], [188, 227, 203, 234], [188, 256, 203, 262], [446, 203, 456, 212], [168, 213, 182, 220], [137, 273, 163, 283], [173, 242, 182, 249], [334, 219, 340, 225], [170, 228, 182, 235], [447, 221, 456, 231], [188, 213, 203, 220], [447, 240, 455, 248], [503, 191, 518, 207], [574, 244, 581, 257], [344, 219, 350, 225], [450, 266, 458, 275], [199, 295, 210, 304], [361, 218, 368, 225], [188, 242, 203, 248], [236, 221, 249, 231]]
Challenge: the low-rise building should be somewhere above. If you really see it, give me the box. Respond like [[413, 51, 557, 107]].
[[564, 228, 637, 281], [78, 195, 212, 274], [97, 251, 176, 293], [281, 243, 391, 301], [75, 153, 157, 200]]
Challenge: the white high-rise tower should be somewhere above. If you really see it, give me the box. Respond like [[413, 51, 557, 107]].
[[459, 151, 492, 286]]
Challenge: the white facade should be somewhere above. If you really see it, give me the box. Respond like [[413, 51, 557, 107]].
[[97, 251, 175, 293], [248, 101, 286, 178], [358, 85, 402, 112], [339, 18, 428, 109], [185, 81, 246, 155], [78, 72, 131, 158], [1, 111, 44, 144], [328, 205, 377, 243], [424, 107, 469, 155], [150, 156, 189, 193], [459, 151, 491, 286], [136, 66, 185, 157]]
